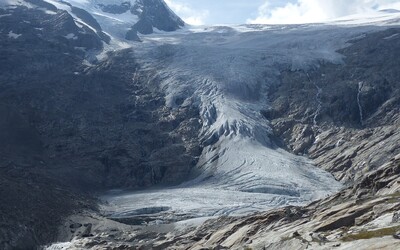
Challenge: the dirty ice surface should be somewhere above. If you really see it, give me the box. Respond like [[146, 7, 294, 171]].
[[101, 13, 400, 223]]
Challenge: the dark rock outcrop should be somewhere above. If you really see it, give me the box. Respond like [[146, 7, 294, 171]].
[[126, 0, 184, 40], [98, 1, 132, 14], [0, 5, 199, 249], [70, 6, 111, 43]]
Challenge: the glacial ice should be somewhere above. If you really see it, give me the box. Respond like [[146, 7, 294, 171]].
[[101, 12, 400, 222], [15, 1, 397, 222], [102, 13, 400, 221]]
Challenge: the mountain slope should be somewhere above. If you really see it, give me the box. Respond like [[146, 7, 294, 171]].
[[1, 0, 184, 42], [1, 1, 400, 249], [50, 17, 400, 250], [101, 13, 400, 222], [45, 0, 185, 41], [0, 1, 191, 249]]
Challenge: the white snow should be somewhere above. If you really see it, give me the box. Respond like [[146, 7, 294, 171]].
[[43, 0, 141, 39], [384, 33, 399, 40], [7, 30, 22, 39], [44, 10, 57, 15], [0, 0, 34, 8], [331, 11, 400, 26], [64, 33, 78, 40], [103, 146, 340, 221], [74, 46, 86, 52], [44, 242, 72, 250]]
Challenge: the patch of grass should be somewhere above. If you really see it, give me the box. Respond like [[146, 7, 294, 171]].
[[341, 226, 400, 241], [386, 192, 400, 198], [384, 192, 400, 204]]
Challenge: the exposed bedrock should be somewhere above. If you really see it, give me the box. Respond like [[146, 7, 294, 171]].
[[0, 6, 198, 249], [266, 27, 400, 184]]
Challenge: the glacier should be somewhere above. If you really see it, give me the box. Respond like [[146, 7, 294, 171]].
[[102, 12, 400, 222], [8, 0, 400, 223]]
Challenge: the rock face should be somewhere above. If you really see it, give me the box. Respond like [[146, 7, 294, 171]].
[[0, 4, 199, 190], [0, 2, 196, 249], [267, 27, 400, 184], [93, 0, 186, 41], [57, 0, 185, 41], [126, 0, 185, 40]]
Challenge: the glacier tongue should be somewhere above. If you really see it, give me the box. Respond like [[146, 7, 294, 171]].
[[103, 17, 400, 221]]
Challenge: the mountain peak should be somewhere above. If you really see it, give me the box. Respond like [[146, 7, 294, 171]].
[[3, 0, 185, 41], [66, 0, 185, 40]]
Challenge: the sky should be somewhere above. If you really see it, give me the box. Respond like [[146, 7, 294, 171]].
[[164, 0, 400, 25]]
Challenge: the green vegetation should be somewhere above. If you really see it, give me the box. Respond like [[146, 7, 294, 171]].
[[384, 192, 400, 204], [342, 226, 400, 241]]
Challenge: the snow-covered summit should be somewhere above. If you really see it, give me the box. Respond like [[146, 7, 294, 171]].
[[1, 0, 184, 41], [60, 0, 184, 40]]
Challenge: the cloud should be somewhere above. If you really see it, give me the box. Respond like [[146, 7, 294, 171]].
[[248, 0, 400, 24], [164, 0, 209, 25]]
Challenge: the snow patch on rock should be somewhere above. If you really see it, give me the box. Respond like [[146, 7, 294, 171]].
[[8, 30, 22, 39], [64, 32, 78, 40]]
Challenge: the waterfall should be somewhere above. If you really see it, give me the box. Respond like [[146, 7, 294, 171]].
[[306, 73, 323, 126], [357, 81, 364, 126]]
